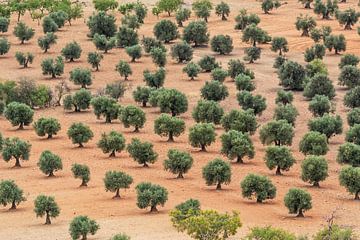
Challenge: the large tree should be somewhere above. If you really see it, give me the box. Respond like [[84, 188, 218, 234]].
[[202, 158, 231, 190], [284, 188, 312, 217], [265, 146, 295, 175], [34, 195, 60, 224], [301, 156, 328, 187], [69, 216, 99, 240], [97, 131, 126, 157], [259, 120, 294, 146], [2, 137, 31, 167], [4, 102, 34, 130], [127, 138, 158, 167], [241, 174, 277, 203], [339, 166, 360, 200], [220, 130, 254, 164], [135, 182, 168, 212], [104, 171, 133, 199], [0, 179, 26, 210], [189, 123, 216, 152], [154, 114, 185, 142], [37, 150, 63, 177], [164, 149, 193, 178]]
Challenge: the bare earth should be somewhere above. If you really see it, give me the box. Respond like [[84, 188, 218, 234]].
[[0, 0, 360, 239]]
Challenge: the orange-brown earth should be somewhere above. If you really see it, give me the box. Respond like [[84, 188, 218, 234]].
[[0, 0, 360, 239]]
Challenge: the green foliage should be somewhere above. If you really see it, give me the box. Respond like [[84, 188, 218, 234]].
[[301, 156, 328, 187], [33, 117, 61, 139], [201, 81, 229, 102], [0, 37, 10, 55], [49, 10, 68, 28], [71, 163, 90, 187], [228, 59, 254, 80], [306, 58, 328, 78], [121, 14, 140, 30], [13, 22, 35, 44], [116, 60, 132, 80], [189, 123, 216, 151], [4, 102, 34, 129], [156, 0, 182, 16], [304, 44, 325, 62], [295, 14, 317, 37], [215, 1, 230, 20], [192, 100, 224, 125], [154, 19, 178, 43], [265, 146, 295, 175], [105, 81, 127, 100], [244, 46, 261, 63], [175, 8, 191, 27], [87, 11, 117, 38], [211, 68, 228, 82], [284, 188, 312, 217], [183, 20, 209, 47], [346, 124, 360, 145], [41, 56, 64, 78], [37, 150, 62, 177], [61, 41, 82, 62], [241, 174, 276, 203], [337, 142, 360, 167], [42, 16, 58, 33], [154, 114, 185, 142], [338, 65, 360, 89], [273, 55, 287, 69], [127, 138, 158, 167], [34, 195, 60, 224], [69, 68, 92, 88], [221, 109, 257, 135], [120, 105, 146, 132], [299, 131, 328, 155], [278, 60, 306, 90], [0, 17, 10, 33], [67, 122, 94, 147], [0, 179, 26, 210], [150, 47, 167, 67], [87, 52, 103, 71], [92, 33, 116, 53], [2, 137, 31, 167], [339, 54, 359, 69], [164, 149, 193, 178], [171, 41, 193, 63], [104, 170, 133, 198], [156, 88, 188, 116], [234, 9, 260, 30], [221, 130, 254, 163], [310, 26, 332, 42], [183, 62, 201, 80], [262, 0, 281, 14], [313, 0, 338, 19], [271, 37, 289, 56], [237, 91, 266, 115], [274, 104, 298, 126], [93, 0, 118, 11], [110, 234, 131, 240], [97, 131, 126, 157], [202, 158, 231, 190], [143, 68, 166, 88], [63, 89, 92, 112], [198, 55, 219, 72], [324, 34, 346, 54], [245, 226, 296, 240], [309, 95, 332, 117], [69, 216, 99, 240], [57, 1, 84, 26], [347, 108, 360, 127], [141, 36, 163, 53], [308, 114, 343, 141], [314, 225, 354, 240], [135, 182, 168, 212], [335, 8, 360, 30], [125, 44, 142, 62], [344, 86, 360, 108], [116, 25, 139, 48], [15, 52, 34, 68], [242, 24, 271, 47], [259, 120, 294, 146], [339, 166, 360, 200], [132, 86, 153, 107], [170, 199, 201, 229], [91, 96, 121, 123], [210, 34, 233, 55], [38, 32, 57, 53]]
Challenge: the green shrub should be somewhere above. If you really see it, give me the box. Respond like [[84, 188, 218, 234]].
[[116, 60, 132, 80], [171, 41, 193, 63], [308, 114, 343, 141], [301, 156, 328, 187], [273, 104, 298, 126], [41, 56, 64, 78], [192, 100, 224, 125], [260, 120, 294, 146], [210, 34, 233, 55], [154, 19, 178, 43], [183, 62, 201, 80], [33, 117, 61, 139], [308, 95, 332, 117], [237, 91, 266, 115], [0, 180, 26, 209], [4, 102, 34, 130], [339, 166, 360, 200], [125, 44, 142, 62], [201, 81, 229, 102], [71, 163, 90, 187], [87, 11, 117, 38], [61, 41, 82, 62], [116, 25, 138, 48], [183, 20, 209, 47], [299, 131, 328, 155], [143, 68, 166, 88], [120, 105, 146, 132], [93, 33, 116, 53], [221, 109, 257, 135]]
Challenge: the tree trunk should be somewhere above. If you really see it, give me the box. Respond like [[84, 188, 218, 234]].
[[297, 209, 304, 217], [355, 191, 360, 200], [109, 151, 116, 158], [142, 101, 147, 107], [237, 156, 244, 163], [15, 158, 21, 167], [222, 14, 226, 21], [134, 127, 139, 132], [80, 179, 88, 187], [256, 198, 262, 203], [45, 212, 51, 224], [70, 58, 74, 62], [276, 166, 282, 175], [143, 162, 149, 168], [18, 122, 24, 130], [344, 22, 352, 30], [82, 234, 87, 240], [302, 29, 309, 37], [113, 189, 120, 199], [96, 65, 99, 71], [78, 143, 84, 148], [279, 49, 282, 56], [47, 134, 53, 139], [105, 115, 111, 123], [52, 72, 56, 78], [168, 132, 174, 142], [150, 205, 158, 212], [305, 2, 311, 8], [177, 172, 184, 179], [313, 182, 320, 187], [201, 145, 207, 152], [48, 171, 54, 177], [216, 182, 222, 190], [253, 41, 256, 47], [17, 12, 21, 22], [10, 200, 16, 210]]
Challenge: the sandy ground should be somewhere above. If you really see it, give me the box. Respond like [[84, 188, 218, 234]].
[[0, 0, 360, 239]]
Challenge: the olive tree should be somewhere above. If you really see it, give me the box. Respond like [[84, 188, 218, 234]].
[[154, 114, 185, 142], [127, 138, 158, 167], [136, 182, 168, 212], [309, 95, 332, 117], [67, 122, 94, 148], [156, 0, 182, 16], [344, 86, 360, 108], [183, 62, 201, 80], [242, 24, 271, 47], [0, 17, 10, 33], [241, 174, 277, 203], [0, 37, 10, 56], [143, 68, 166, 88], [71, 163, 90, 187], [346, 124, 360, 145], [284, 188, 312, 217], [211, 68, 228, 82], [198, 55, 219, 72], [244, 47, 261, 63], [150, 47, 167, 67], [192, 100, 224, 125], [265, 146, 295, 175], [237, 91, 267, 115], [97, 131, 126, 157], [314, 0, 338, 19], [175, 8, 191, 27], [347, 108, 360, 127], [261, 0, 281, 14], [38, 32, 57, 53], [202, 158, 231, 190], [116, 26, 138, 48], [275, 90, 293, 105], [90, 96, 121, 123], [234, 9, 260, 30], [41, 56, 64, 78], [87, 11, 117, 38], [273, 104, 298, 126], [4, 102, 34, 130], [324, 34, 346, 54], [34, 195, 60, 224], [164, 149, 193, 178], [299, 131, 328, 155], [336, 8, 360, 30], [116, 60, 132, 80], [69, 68, 92, 88], [125, 45, 142, 62], [13, 22, 35, 44], [215, 1, 230, 20], [0, 180, 26, 210], [2, 137, 31, 167], [183, 20, 209, 47], [37, 150, 63, 177], [192, 0, 213, 22], [339, 166, 360, 200], [61, 41, 82, 62], [259, 120, 294, 146], [63, 89, 92, 113], [69, 216, 99, 240], [295, 14, 317, 37], [154, 19, 178, 43], [157, 88, 188, 116], [171, 42, 193, 63], [339, 54, 359, 69], [201, 81, 229, 102], [304, 74, 335, 100], [271, 37, 289, 56], [104, 171, 133, 199], [301, 156, 328, 187], [278, 60, 306, 90], [92, 33, 116, 53], [304, 44, 325, 62], [338, 65, 360, 89], [42, 16, 58, 33], [210, 35, 233, 55], [337, 142, 360, 167], [220, 130, 254, 163], [33, 117, 61, 139], [133, 86, 152, 107], [221, 109, 257, 135], [308, 114, 343, 142], [189, 123, 216, 151], [120, 105, 146, 132]]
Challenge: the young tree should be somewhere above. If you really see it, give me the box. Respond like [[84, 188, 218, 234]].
[[105, 81, 127, 100], [339, 54, 359, 69], [104, 171, 133, 199], [63, 89, 92, 113], [120, 105, 146, 132], [202, 158, 231, 190], [234, 9, 260, 30], [15, 52, 34, 68], [344, 86, 360, 108], [127, 138, 158, 167], [2, 137, 31, 167], [210, 35, 233, 55], [259, 120, 294, 146], [4, 102, 34, 129], [135, 182, 168, 212], [92, 33, 115, 53], [183, 62, 201, 80], [34, 195, 60, 224], [273, 104, 298, 126], [150, 47, 167, 67], [299, 131, 328, 155], [97, 131, 125, 157], [90, 96, 121, 123], [61, 41, 82, 62], [154, 114, 185, 142], [275, 90, 293, 105], [244, 46, 261, 63], [336, 8, 360, 30], [241, 174, 277, 203], [301, 156, 328, 187], [121, 14, 141, 30], [271, 37, 289, 56], [157, 88, 188, 116], [115, 60, 132, 81], [346, 124, 360, 145], [0, 179, 26, 210], [0, 38, 10, 56], [309, 95, 332, 117], [324, 34, 346, 54], [41, 56, 64, 78], [201, 81, 229, 102], [93, 0, 118, 11], [198, 55, 219, 72], [347, 108, 360, 127], [242, 24, 271, 47], [215, 1, 230, 20], [278, 60, 306, 90], [221, 130, 254, 163], [171, 42, 193, 63], [156, 0, 182, 16], [87, 52, 103, 71], [49, 10, 68, 28], [38, 32, 57, 53], [265, 146, 295, 175], [116, 25, 139, 48], [71, 163, 90, 187], [211, 68, 228, 82], [154, 19, 178, 43], [337, 142, 360, 167], [69, 216, 99, 240], [313, 0, 338, 19], [304, 44, 326, 62], [67, 123, 94, 148], [164, 149, 193, 178], [13, 22, 35, 44], [69, 68, 92, 89], [306, 59, 328, 78], [0, 17, 10, 33], [125, 45, 142, 62], [143, 68, 166, 88], [284, 188, 312, 217], [273, 55, 287, 69], [192, 0, 213, 22], [338, 65, 360, 89], [183, 20, 210, 47], [339, 166, 360, 200], [142, 36, 163, 54], [310, 25, 332, 42], [189, 123, 216, 151], [237, 91, 267, 115], [221, 109, 257, 135], [295, 14, 317, 37], [33, 117, 61, 139], [261, 0, 281, 14], [87, 11, 117, 38], [133, 86, 152, 107], [192, 100, 224, 125], [308, 114, 343, 142], [42, 16, 58, 33], [175, 8, 191, 27]]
